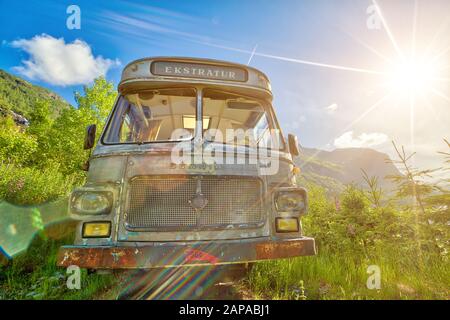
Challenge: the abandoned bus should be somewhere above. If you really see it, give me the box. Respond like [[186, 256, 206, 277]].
[[57, 57, 316, 269]]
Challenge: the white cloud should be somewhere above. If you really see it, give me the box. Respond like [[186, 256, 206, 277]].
[[325, 103, 338, 114], [11, 34, 120, 86], [334, 131, 388, 148]]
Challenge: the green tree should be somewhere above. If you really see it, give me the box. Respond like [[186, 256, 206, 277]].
[[49, 77, 117, 176], [0, 116, 37, 165], [0, 76, 116, 205], [75, 76, 117, 123], [26, 100, 54, 165], [420, 139, 450, 259], [361, 169, 383, 208], [386, 141, 437, 214]]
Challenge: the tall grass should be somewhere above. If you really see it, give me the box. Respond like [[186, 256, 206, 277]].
[[0, 162, 109, 300], [0, 234, 116, 300], [248, 182, 449, 300], [249, 246, 449, 300]]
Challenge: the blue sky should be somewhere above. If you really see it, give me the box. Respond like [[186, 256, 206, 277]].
[[0, 0, 449, 174]]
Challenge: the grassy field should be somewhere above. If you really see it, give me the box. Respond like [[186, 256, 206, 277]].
[[2, 241, 447, 300], [247, 182, 449, 300], [248, 247, 449, 300], [1, 182, 448, 300], [0, 235, 116, 300]]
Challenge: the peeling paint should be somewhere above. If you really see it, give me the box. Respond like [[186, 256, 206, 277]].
[[57, 238, 315, 269], [111, 250, 125, 262]]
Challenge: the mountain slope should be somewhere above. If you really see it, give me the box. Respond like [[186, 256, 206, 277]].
[[296, 147, 401, 194], [0, 69, 71, 119]]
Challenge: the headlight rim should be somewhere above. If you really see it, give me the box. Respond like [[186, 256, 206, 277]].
[[70, 190, 113, 216], [273, 188, 307, 215]]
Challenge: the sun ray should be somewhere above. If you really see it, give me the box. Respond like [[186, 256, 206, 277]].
[[247, 44, 258, 66], [198, 41, 387, 75], [430, 45, 450, 64], [341, 92, 392, 132], [423, 17, 450, 59], [418, 93, 446, 131], [430, 87, 450, 102], [254, 51, 388, 75], [372, 0, 404, 59], [409, 95, 415, 151], [337, 27, 395, 65], [411, 0, 419, 59]]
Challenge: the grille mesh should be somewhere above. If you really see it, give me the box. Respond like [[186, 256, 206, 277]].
[[126, 176, 264, 229]]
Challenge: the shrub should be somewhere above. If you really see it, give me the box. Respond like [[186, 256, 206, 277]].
[[0, 162, 78, 205], [0, 117, 38, 165]]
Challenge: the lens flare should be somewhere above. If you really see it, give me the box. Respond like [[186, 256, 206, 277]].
[[387, 58, 440, 96]]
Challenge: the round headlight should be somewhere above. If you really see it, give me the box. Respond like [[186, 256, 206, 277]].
[[275, 191, 306, 213], [71, 191, 112, 215]]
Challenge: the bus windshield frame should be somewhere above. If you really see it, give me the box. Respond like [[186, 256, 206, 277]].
[[101, 86, 286, 151]]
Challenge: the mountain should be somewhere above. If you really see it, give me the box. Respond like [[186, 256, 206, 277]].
[[0, 69, 71, 120], [296, 147, 401, 194]]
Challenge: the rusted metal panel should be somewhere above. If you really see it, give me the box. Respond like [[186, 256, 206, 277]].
[[57, 238, 316, 269], [184, 248, 219, 265], [57, 247, 142, 268], [255, 239, 315, 259]]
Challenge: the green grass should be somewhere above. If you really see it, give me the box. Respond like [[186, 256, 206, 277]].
[[1, 236, 447, 300], [0, 234, 117, 300], [248, 246, 449, 300]]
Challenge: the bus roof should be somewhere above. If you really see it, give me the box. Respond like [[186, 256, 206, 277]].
[[119, 57, 272, 99]]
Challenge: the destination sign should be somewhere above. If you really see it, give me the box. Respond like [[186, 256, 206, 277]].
[[151, 61, 248, 82]]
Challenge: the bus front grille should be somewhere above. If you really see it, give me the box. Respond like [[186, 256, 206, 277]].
[[125, 175, 265, 230]]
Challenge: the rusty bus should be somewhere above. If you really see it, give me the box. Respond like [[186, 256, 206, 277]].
[[57, 57, 316, 270]]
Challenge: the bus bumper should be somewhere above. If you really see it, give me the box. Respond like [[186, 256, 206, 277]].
[[56, 237, 316, 269]]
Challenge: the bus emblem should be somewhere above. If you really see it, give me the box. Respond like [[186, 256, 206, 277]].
[[188, 192, 208, 211]]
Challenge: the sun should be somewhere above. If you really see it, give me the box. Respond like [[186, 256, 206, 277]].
[[386, 58, 440, 97]]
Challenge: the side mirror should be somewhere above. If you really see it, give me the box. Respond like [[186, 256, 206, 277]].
[[84, 124, 97, 150], [288, 133, 300, 156]]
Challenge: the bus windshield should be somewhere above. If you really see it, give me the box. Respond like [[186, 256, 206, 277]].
[[103, 88, 197, 143], [203, 89, 282, 149], [103, 87, 283, 149]]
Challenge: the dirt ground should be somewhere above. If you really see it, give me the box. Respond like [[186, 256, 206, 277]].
[[97, 265, 255, 300]]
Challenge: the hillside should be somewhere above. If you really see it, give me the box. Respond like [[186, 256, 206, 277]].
[[296, 147, 401, 194], [0, 69, 71, 120]]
